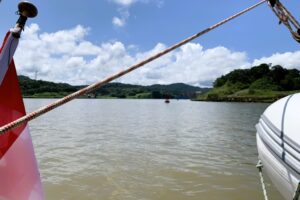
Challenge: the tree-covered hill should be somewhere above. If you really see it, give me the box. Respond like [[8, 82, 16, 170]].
[[18, 75, 207, 99], [94, 82, 206, 99], [196, 64, 300, 102]]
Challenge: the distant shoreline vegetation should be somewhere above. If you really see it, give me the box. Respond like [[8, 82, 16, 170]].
[[19, 63, 300, 102], [195, 63, 300, 103], [18, 75, 208, 99]]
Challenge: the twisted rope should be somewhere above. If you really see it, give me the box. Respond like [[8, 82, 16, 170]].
[[277, 1, 300, 29], [0, 0, 267, 135], [268, 0, 300, 41], [256, 160, 269, 200]]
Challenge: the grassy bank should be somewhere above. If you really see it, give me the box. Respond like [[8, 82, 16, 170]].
[[195, 87, 299, 103]]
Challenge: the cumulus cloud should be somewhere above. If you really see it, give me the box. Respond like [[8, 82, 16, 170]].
[[16, 23, 300, 87], [253, 51, 300, 69], [123, 43, 249, 87], [14, 24, 249, 87]]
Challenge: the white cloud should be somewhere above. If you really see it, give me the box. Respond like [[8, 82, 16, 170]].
[[14, 24, 250, 87], [110, 0, 163, 28], [110, 0, 135, 28], [110, 0, 137, 7], [15, 24, 134, 85], [110, 0, 163, 7], [112, 17, 126, 27], [15, 23, 300, 88], [123, 43, 249, 87], [253, 51, 300, 69]]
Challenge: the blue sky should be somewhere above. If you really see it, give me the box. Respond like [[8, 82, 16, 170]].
[[0, 0, 300, 86]]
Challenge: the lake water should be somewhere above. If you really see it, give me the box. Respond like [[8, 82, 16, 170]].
[[24, 99, 283, 200]]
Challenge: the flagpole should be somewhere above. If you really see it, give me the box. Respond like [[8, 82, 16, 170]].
[[0, 2, 38, 86], [11, 1, 38, 38]]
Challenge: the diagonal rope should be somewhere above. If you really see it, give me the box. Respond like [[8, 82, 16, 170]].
[[0, 0, 267, 135]]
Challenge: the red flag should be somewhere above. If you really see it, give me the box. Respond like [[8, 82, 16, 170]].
[[0, 31, 44, 199]]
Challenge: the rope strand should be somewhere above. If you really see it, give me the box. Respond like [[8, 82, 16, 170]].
[[0, 0, 267, 135], [268, 0, 300, 42], [256, 160, 269, 200]]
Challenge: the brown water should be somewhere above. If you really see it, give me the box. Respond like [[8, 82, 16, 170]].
[[25, 99, 283, 200]]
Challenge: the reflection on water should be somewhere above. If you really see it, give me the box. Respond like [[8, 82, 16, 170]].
[[25, 99, 283, 200]]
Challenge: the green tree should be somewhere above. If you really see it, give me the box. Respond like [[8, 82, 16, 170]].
[[151, 91, 163, 99], [249, 64, 270, 82], [214, 75, 227, 87], [270, 65, 287, 85]]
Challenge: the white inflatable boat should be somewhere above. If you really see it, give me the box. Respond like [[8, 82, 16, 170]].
[[256, 93, 300, 200]]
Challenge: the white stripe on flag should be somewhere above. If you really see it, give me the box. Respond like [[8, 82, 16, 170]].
[[0, 32, 19, 85]]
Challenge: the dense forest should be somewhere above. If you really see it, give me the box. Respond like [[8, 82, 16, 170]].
[[18, 75, 207, 99], [197, 63, 300, 102]]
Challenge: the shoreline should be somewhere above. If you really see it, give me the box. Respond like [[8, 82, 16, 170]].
[[24, 95, 275, 103], [195, 90, 300, 103]]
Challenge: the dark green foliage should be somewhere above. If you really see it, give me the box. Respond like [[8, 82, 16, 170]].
[[227, 69, 251, 84], [293, 77, 300, 89], [148, 83, 203, 99], [151, 91, 163, 99], [213, 64, 300, 91], [95, 82, 203, 99], [199, 63, 300, 102], [214, 75, 227, 87], [270, 65, 288, 85], [18, 75, 207, 99], [249, 64, 270, 81], [279, 69, 300, 90], [18, 75, 77, 96]]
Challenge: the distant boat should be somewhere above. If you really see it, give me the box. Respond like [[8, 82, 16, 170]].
[[256, 93, 300, 200]]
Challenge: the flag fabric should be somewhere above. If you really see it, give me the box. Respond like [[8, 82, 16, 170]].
[[0, 31, 44, 199]]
